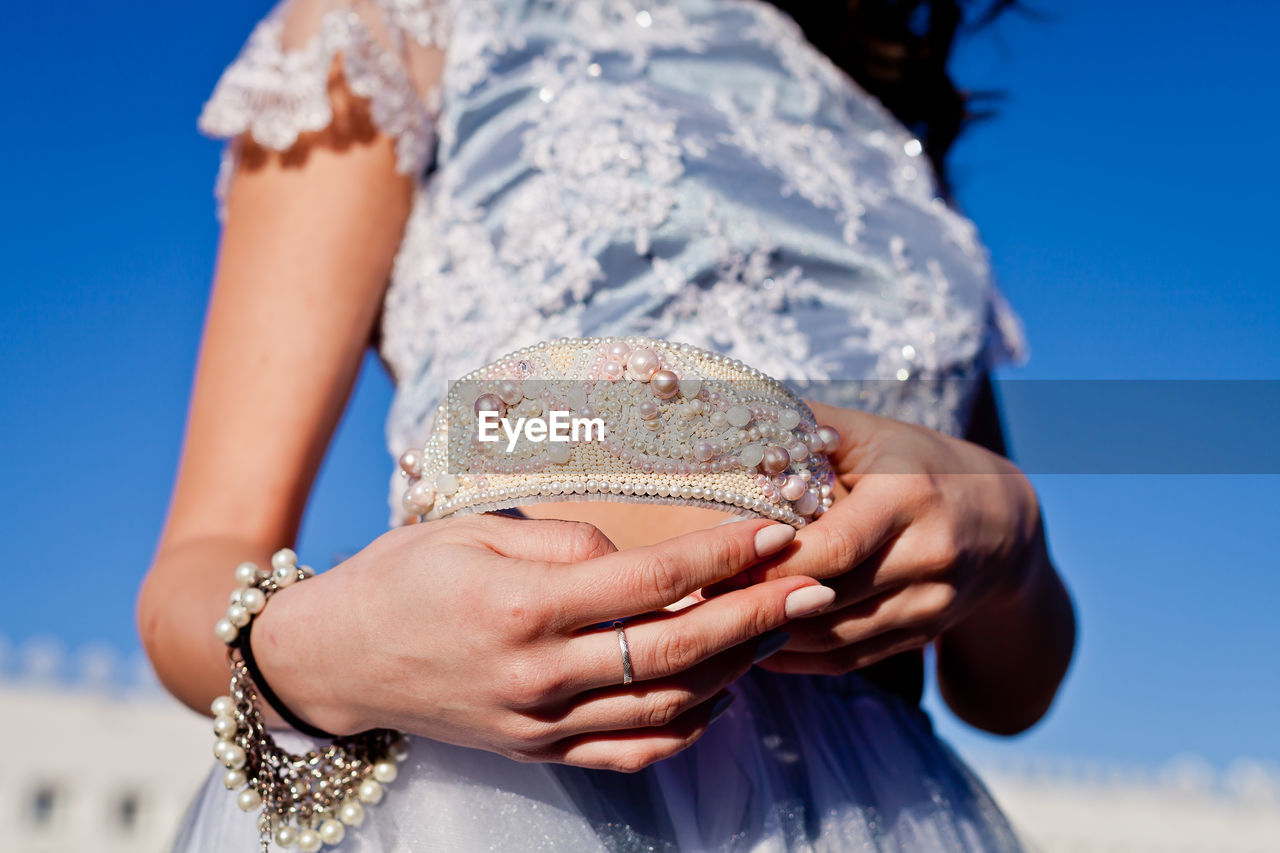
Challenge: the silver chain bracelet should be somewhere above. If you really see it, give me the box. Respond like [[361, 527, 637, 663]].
[[211, 548, 407, 851]]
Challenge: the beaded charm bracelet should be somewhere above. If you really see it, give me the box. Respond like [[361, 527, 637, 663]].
[[212, 548, 407, 851]]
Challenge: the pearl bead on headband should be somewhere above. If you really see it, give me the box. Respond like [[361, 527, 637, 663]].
[[398, 337, 842, 527]]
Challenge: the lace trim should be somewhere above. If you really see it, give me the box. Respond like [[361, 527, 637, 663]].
[[198, 2, 448, 179]]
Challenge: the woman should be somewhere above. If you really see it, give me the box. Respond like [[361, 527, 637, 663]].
[[139, 0, 1076, 849]]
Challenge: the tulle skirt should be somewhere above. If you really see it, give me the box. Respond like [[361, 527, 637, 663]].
[[173, 667, 1025, 852]]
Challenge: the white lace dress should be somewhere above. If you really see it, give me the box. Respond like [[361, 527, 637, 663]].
[[178, 1, 1029, 850]]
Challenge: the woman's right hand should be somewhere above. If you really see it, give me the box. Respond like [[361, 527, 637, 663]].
[[251, 513, 833, 772]]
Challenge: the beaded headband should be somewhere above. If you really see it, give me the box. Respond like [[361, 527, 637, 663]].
[[397, 338, 841, 528]]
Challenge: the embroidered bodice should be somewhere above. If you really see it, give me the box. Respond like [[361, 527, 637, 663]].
[[200, 0, 1025, 523]]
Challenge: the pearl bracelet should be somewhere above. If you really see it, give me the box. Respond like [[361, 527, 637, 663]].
[[212, 548, 406, 852]]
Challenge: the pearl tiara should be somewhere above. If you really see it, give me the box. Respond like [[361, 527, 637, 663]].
[[397, 337, 841, 527]]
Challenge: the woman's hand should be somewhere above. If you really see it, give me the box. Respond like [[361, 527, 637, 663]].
[[706, 400, 1074, 733], [252, 513, 834, 772]]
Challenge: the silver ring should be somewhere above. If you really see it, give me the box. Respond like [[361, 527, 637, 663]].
[[612, 620, 634, 685]]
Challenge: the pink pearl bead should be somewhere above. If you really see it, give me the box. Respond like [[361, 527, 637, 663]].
[[474, 393, 505, 417], [817, 425, 841, 455], [787, 440, 809, 463], [780, 475, 807, 502], [607, 341, 631, 360], [694, 442, 715, 461], [638, 400, 660, 420], [496, 380, 524, 405], [804, 431, 824, 453], [398, 449, 422, 477], [626, 348, 660, 381], [650, 369, 680, 399], [794, 489, 820, 516], [601, 359, 625, 381], [762, 446, 790, 475]]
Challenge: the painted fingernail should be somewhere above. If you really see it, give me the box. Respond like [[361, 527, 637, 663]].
[[752, 630, 791, 663], [784, 584, 836, 618], [754, 523, 796, 558], [708, 691, 736, 724]]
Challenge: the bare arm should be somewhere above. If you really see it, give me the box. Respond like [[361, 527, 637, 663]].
[[136, 68, 830, 769], [136, 78, 414, 719], [936, 380, 1076, 734]]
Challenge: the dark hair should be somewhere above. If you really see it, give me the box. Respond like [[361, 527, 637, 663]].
[[767, 0, 1016, 195]]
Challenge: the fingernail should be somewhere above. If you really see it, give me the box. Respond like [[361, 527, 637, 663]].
[[752, 630, 791, 663], [754, 523, 796, 558], [784, 584, 836, 618], [708, 691, 736, 724]]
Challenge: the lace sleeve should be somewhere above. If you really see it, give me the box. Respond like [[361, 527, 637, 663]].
[[983, 283, 1030, 371], [198, 0, 450, 181]]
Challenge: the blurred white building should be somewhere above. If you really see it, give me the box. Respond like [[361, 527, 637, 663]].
[[3, 637, 1278, 852]]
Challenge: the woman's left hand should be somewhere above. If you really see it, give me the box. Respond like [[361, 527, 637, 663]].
[[709, 399, 1044, 676]]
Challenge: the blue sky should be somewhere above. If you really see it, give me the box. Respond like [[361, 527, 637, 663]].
[[2, 0, 1277, 772]]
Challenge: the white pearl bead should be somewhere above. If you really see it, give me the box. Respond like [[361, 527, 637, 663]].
[[272, 549, 298, 571], [214, 618, 239, 643], [213, 740, 233, 761], [228, 588, 244, 607], [240, 587, 266, 614], [236, 787, 262, 811], [213, 715, 238, 739], [357, 778, 384, 804], [221, 743, 247, 769], [274, 824, 298, 848], [726, 406, 752, 428], [319, 818, 346, 845], [739, 445, 765, 469], [338, 799, 366, 826], [227, 604, 250, 628], [222, 769, 247, 790], [234, 562, 259, 587], [436, 473, 459, 496], [210, 695, 235, 716], [403, 479, 437, 514], [778, 409, 801, 430], [679, 378, 702, 398], [297, 828, 323, 852], [372, 760, 398, 783], [273, 565, 297, 587]]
